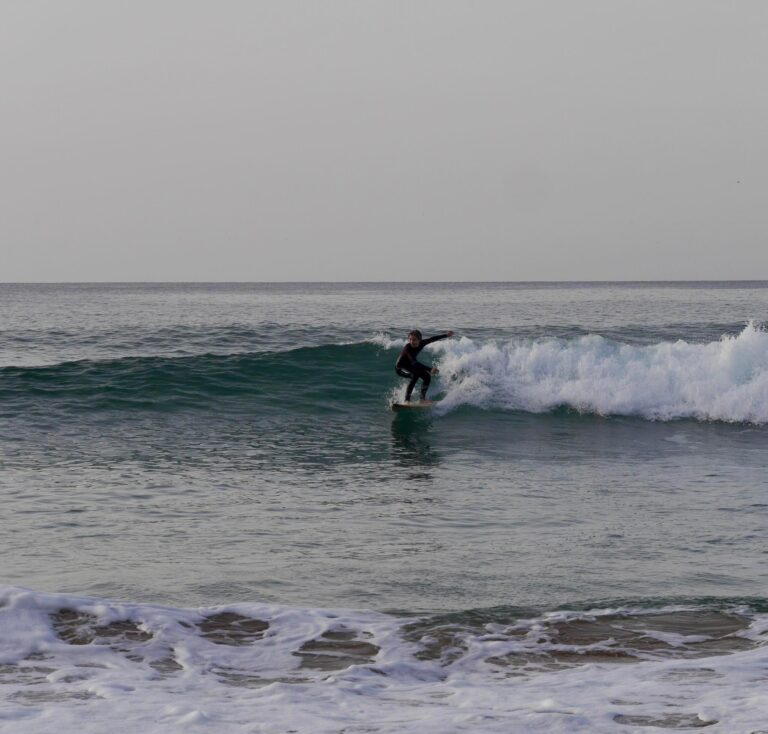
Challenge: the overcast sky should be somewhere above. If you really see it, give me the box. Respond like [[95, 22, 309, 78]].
[[2, 1, 767, 281]]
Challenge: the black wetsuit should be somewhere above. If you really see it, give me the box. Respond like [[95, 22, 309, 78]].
[[395, 334, 450, 401]]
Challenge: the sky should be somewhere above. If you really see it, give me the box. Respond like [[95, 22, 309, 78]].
[[1, 1, 767, 281]]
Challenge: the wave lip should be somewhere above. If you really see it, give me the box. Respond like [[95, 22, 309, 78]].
[[436, 322, 768, 423]]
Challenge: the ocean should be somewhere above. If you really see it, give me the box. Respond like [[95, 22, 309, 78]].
[[1, 282, 768, 733]]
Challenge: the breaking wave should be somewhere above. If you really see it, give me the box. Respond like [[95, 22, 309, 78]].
[[436, 322, 768, 423]]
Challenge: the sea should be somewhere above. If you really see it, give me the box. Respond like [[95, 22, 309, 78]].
[[1, 282, 768, 733]]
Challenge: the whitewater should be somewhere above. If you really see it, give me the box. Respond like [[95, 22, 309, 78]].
[[3, 586, 768, 733], [425, 322, 768, 423]]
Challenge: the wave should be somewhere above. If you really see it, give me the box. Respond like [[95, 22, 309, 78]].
[[436, 322, 768, 423], [1, 585, 767, 733], [0, 343, 391, 413], [2, 325, 768, 423], [0, 324, 367, 368]]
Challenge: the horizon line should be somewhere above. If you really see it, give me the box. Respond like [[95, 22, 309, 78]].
[[2, 279, 768, 286]]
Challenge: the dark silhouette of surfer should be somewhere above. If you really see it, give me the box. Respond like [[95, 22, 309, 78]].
[[395, 330, 454, 402]]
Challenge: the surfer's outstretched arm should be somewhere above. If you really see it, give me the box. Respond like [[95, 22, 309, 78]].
[[420, 331, 454, 347]]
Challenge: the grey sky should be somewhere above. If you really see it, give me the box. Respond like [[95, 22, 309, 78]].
[[2, 1, 767, 281]]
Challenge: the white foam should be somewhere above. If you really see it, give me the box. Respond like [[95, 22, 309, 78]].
[[432, 323, 768, 423], [3, 586, 768, 733]]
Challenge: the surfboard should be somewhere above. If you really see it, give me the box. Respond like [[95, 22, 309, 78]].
[[390, 400, 434, 412]]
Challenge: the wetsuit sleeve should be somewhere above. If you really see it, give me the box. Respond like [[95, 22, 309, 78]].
[[420, 333, 450, 347]]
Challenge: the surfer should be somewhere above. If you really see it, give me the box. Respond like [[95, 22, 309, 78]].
[[396, 330, 454, 402]]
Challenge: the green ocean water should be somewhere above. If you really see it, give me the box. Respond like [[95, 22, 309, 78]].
[[2, 282, 768, 613]]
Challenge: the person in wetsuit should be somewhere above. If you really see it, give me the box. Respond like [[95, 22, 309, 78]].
[[395, 329, 454, 402]]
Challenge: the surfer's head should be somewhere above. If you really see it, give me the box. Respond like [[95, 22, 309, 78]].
[[407, 329, 422, 347]]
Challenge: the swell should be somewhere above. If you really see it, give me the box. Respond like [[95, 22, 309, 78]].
[[0, 343, 393, 413], [0, 324, 364, 368]]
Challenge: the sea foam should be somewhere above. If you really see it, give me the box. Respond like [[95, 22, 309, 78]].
[[433, 323, 768, 423], [2, 586, 768, 733]]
